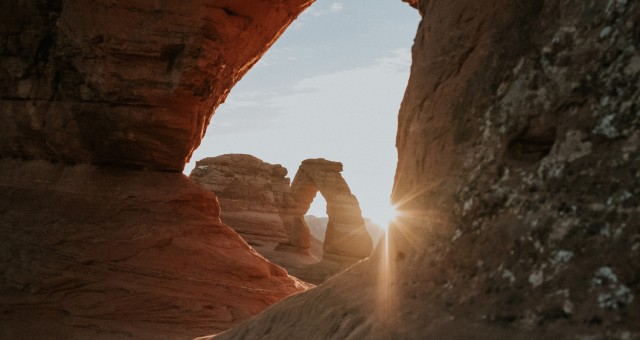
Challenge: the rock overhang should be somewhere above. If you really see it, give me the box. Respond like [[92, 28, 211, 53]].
[[0, 0, 313, 171]]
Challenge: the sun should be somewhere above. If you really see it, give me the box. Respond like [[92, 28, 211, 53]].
[[379, 203, 401, 230]]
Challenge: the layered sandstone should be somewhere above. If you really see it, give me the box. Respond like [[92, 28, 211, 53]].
[[289, 159, 373, 259], [0, 0, 313, 338], [0, 0, 312, 171], [0, 159, 309, 339], [189, 155, 291, 246], [190, 155, 373, 260], [215, 1, 640, 339], [188, 155, 374, 285]]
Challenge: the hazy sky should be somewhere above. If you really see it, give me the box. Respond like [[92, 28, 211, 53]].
[[184, 1, 420, 225]]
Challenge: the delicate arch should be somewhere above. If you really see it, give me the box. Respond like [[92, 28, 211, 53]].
[[287, 159, 372, 259]]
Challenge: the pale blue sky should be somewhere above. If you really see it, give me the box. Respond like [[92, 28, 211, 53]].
[[185, 1, 420, 225]]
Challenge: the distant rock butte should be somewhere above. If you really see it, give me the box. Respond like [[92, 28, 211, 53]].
[[189, 155, 374, 260], [0, 0, 312, 171], [189, 154, 291, 246]]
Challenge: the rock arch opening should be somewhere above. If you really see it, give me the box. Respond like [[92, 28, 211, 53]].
[[184, 1, 420, 234], [287, 159, 373, 259], [189, 156, 373, 261]]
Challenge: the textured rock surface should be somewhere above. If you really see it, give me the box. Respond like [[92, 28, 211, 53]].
[[0, 0, 312, 171], [0, 159, 309, 339], [290, 159, 373, 259], [0, 0, 313, 338], [189, 154, 291, 246], [214, 0, 640, 339], [189, 155, 374, 284], [190, 155, 373, 259]]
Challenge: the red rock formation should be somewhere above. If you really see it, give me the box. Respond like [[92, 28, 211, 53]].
[[213, 1, 640, 339], [0, 0, 313, 338], [189, 154, 291, 246], [3, 0, 638, 338], [0, 159, 309, 339], [0, 0, 312, 171], [188, 155, 373, 286], [190, 155, 373, 260], [289, 159, 373, 259]]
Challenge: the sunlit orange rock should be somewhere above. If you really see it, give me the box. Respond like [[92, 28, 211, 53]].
[[0, 159, 310, 339], [0, 0, 313, 338], [0, 0, 312, 171], [189, 155, 375, 287]]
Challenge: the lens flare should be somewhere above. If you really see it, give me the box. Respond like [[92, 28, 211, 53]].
[[380, 203, 400, 230], [375, 207, 401, 329]]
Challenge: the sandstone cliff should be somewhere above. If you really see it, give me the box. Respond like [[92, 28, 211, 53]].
[[0, 0, 312, 171], [214, 0, 640, 339], [189, 155, 375, 284], [189, 154, 291, 246], [0, 159, 309, 339], [0, 1, 313, 338]]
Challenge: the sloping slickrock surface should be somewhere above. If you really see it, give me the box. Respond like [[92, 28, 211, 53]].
[[214, 0, 640, 339], [190, 154, 291, 246], [0, 159, 309, 339], [0, 0, 312, 171]]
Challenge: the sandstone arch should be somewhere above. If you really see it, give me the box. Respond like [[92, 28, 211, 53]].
[[189, 155, 374, 260], [288, 159, 373, 259]]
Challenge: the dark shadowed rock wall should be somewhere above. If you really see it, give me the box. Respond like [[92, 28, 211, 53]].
[[0, 159, 309, 339], [0, 1, 313, 338], [214, 0, 639, 339]]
